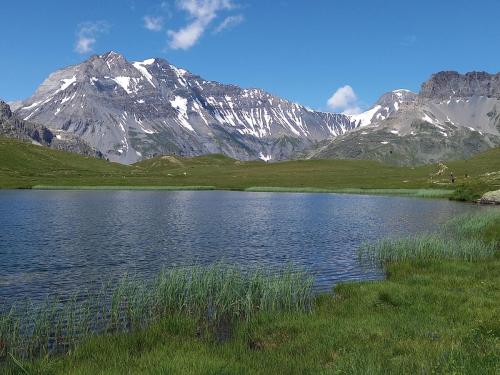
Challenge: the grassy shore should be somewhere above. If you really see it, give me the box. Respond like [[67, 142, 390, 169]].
[[32, 185, 217, 191], [1, 137, 499, 200], [31, 185, 454, 198], [245, 187, 455, 198], [1, 210, 499, 374]]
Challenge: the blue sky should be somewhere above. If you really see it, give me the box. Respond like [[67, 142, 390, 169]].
[[1, 0, 499, 112]]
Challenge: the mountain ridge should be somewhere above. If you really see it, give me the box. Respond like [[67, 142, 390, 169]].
[[10, 53, 500, 166], [307, 70, 500, 165], [420, 70, 500, 100], [15, 51, 356, 164]]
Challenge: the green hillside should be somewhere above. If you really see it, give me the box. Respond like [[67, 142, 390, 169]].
[[1, 137, 499, 199]]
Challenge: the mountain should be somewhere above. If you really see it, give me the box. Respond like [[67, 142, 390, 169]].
[[6, 100, 22, 111], [12, 54, 500, 166], [0, 101, 102, 158], [15, 51, 355, 164], [308, 72, 500, 165]]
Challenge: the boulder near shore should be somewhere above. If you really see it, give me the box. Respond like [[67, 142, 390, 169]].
[[479, 189, 500, 205]]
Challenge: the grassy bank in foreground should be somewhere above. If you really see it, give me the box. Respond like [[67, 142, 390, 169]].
[[1, 137, 499, 200], [2, 210, 499, 374]]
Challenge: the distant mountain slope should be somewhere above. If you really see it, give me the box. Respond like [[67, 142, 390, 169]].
[[0, 101, 102, 158], [308, 72, 500, 165], [15, 51, 355, 164]]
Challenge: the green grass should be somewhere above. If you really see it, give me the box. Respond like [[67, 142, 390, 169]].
[[450, 185, 487, 202], [1, 137, 500, 200], [359, 210, 500, 262], [245, 187, 454, 198], [331, 188, 456, 198], [1, 211, 499, 374], [0, 265, 313, 361]]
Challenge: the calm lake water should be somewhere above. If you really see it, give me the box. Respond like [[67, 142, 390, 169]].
[[0, 190, 485, 305]]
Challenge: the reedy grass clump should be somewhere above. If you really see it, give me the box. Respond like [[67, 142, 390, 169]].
[[443, 210, 500, 240], [245, 187, 454, 198], [332, 188, 454, 198], [359, 210, 499, 263], [0, 264, 313, 360], [359, 234, 496, 263]]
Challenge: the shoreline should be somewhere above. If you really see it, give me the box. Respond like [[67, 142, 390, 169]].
[[16, 185, 456, 199]]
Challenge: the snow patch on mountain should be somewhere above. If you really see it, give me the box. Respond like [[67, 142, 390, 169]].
[[112, 76, 133, 94], [170, 96, 194, 131], [132, 61, 155, 87], [60, 76, 77, 91], [350, 105, 382, 127], [259, 152, 272, 162]]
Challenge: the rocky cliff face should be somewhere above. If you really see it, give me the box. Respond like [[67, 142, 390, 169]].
[[0, 101, 102, 158], [15, 51, 355, 164], [0, 101, 13, 119], [420, 71, 500, 100]]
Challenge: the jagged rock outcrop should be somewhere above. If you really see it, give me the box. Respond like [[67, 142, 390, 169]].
[[0, 101, 102, 158], [420, 71, 500, 100]]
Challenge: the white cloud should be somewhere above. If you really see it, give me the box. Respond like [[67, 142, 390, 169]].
[[168, 21, 205, 50], [327, 86, 356, 109], [74, 21, 109, 54], [167, 0, 238, 50], [327, 85, 362, 114], [144, 15, 164, 32], [214, 14, 244, 33]]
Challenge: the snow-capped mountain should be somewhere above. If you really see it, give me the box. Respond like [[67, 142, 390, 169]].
[[15, 51, 355, 163], [308, 72, 500, 165], [12, 55, 500, 166]]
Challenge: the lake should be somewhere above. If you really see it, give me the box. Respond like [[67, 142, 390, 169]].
[[0, 190, 485, 306]]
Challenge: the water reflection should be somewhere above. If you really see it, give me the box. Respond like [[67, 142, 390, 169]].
[[0, 190, 485, 304]]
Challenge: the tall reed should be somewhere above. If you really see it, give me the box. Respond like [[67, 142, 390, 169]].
[[359, 210, 499, 263], [0, 264, 313, 360]]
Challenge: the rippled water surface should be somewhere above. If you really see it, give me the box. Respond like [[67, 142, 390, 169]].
[[0, 190, 484, 303]]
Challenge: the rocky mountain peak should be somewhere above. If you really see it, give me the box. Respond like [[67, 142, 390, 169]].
[[375, 89, 417, 107], [420, 71, 500, 100], [14, 53, 356, 163], [0, 101, 13, 119], [348, 89, 417, 127], [101, 50, 123, 59]]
